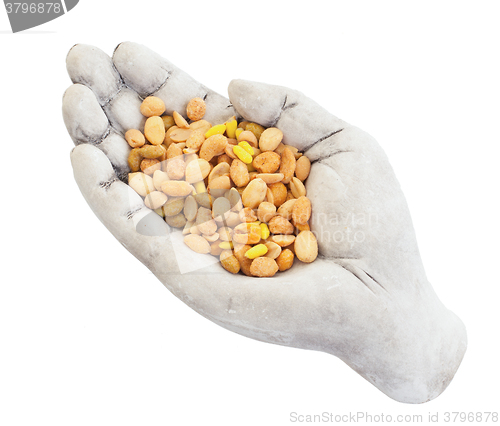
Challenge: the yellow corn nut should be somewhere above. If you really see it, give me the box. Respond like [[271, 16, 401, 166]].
[[260, 223, 270, 240], [225, 119, 237, 139], [205, 124, 226, 138], [238, 141, 254, 156], [233, 145, 253, 164], [244, 244, 268, 259], [219, 241, 234, 250]]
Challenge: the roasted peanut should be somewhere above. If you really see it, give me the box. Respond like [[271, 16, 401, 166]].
[[125, 129, 146, 148], [268, 182, 287, 207], [252, 151, 281, 174], [230, 158, 250, 187], [295, 155, 311, 181], [257, 202, 277, 223], [144, 191, 168, 210], [250, 257, 279, 277], [140, 96, 165, 117], [259, 127, 283, 152], [268, 215, 294, 235], [184, 234, 211, 254], [292, 196, 311, 225], [128, 172, 155, 197], [144, 116, 166, 145], [242, 178, 267, 209], [220, 253, 240, 274], [161, 180, 194, 197], [294, 230, 318, 263], [276, 249, 294, 271], [279, 147, 296, 184], [141, 158, 161, 175], [200, 134, 228, 162], [186, 97, 206, 121]]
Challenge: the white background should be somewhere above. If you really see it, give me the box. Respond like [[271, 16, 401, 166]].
[[1, 1, 499, 425]]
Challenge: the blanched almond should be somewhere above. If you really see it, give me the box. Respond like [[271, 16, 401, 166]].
[[294, 230, 318, 263], [242, 178, 267, 209]]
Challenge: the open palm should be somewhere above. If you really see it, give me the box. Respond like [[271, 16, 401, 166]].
[[63, 42, 466, 403]]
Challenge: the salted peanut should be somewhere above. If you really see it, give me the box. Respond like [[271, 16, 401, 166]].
[[237, 130, 258, 147], [276, 249, 294, 271], [169, 128, 192, 142], [271, 234, 296, 247], [165, 212, 187, 228], [200, 134, 228, 162], [250, 257, 279, 277], [277, 199, 297, 220], [295, 222, 310, 232], [144, 116, 166, 145], [217, 154, 232, 165], [163, 125, 178, 146], [290, 177, 307, 198], [255, 173, 284, 184], [241, 178, 267, 209], [183, 195, 198, 221], [292, 196, 311, 225], [182, 219, 195, 234], [268, 182, 287, 207], [209, 162, 230, 184], [279, 147, 296, 184], [144, 191, 168, 210], [218, 226, 233, 241], [158, 144, 168, 162], [184, 234, 211, 254], [244, 244, 268, 259], [286, 191, 295, 201], [264, 241, 282, 259], [252, 151, 281, 174], [141, 158, 161, 175], [203, 232, 219, 243], [194, 192, 213, 209], [161, 115, 175, 131], [212, 197, 231, 221], [233, 244, 253, 276], [245, 122, 265, 141], [225, 211, 241, 227], [190, 225, 201, 235], [249, 171, 259, 181], [152, 170, 170, 191], [128, 145, 165, 172], [285, 145, 302, 159], [265, 187, 274, 205], [166, 143, 183, 159], [295, 230, 318, 263], [268, 215, 294, 235], [210, 241, 224, 256], [185, 158, 211, 183], [295, 155, 311, 181], [220, 253, 240, 274], [161, 180, 194, 197], [274, 142, 286, 155], [128, 172, 155, 197], [162, 197, 185, 217], [183, 153, 199, 166], [186, 97, 206, 121], [224, 143, 238, 160], [257, 202, 277, 223], [125, 129, 146, 148], [238, 121, 249, 129], [140, 96, 166, 117], [226, 187, 242, 209], [230, 158, 250, 187], [173, 111, 190, 129], [208, 176, 231, 196], [165, 156, 186, 180], [227, 138, 238, 145], [185, 129, 205, 151], [190, 119, 211, 131], [259, 127, 283, 152], [196, 207, 218, 236]]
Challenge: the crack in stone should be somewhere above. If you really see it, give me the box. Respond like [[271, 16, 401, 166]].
[[303, 128, 344, 153]]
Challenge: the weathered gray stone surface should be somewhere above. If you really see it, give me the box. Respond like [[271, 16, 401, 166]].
[[63, 42, 467, 403]]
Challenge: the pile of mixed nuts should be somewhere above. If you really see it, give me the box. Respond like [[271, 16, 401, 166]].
[[126, 96, 318, 277]]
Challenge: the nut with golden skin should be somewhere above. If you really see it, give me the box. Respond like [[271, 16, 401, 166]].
[[279, 147, 296, 184], [252, 151, 281, 174], [230, 158, 250, 187], [267, 182, 287, 207], [276, 248, 294, 271], [144, 116, 166, 145], [268, 215, 294, 235], [140, 158, 161, 175], [125, 129, 145, 148], [250, 257, 279, 277], [292, 196, 312, 225], [257, 202, 277, 223], [140, 96, 166, 117], [186, 97, 206, 121]]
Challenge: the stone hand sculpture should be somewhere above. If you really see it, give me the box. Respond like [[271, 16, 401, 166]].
[[63, 42, 467, 403]]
